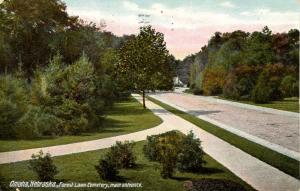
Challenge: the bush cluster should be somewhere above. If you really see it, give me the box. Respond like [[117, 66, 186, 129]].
[[143, 131, 205, 178], [0, 54, 118, 139], [95, 141, 136, 180]]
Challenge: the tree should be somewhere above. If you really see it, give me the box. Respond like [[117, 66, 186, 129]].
[[118, 25, 173, 108], [243, 26, 275, 66], [0, 0, 77, 77]]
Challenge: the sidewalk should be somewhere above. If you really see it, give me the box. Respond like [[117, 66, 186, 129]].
[[0, 94, 299, 191]]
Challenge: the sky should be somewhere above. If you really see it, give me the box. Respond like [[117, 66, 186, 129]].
[[64, 0, 300, 59]]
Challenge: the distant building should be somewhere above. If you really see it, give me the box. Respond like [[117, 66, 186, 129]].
[[173, 76, 185, 87]]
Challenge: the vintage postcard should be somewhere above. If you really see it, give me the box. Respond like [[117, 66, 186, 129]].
[[0, 0, 299, 190]]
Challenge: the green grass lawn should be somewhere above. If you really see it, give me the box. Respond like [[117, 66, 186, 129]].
[[147, 96, 300, 179], [0, 141, 254, 191], [218, 96, 299, 113], [0, 97, 162, 152]]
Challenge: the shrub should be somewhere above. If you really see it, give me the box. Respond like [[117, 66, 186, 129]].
[[0, 75, 28, 139], [177, 131, 205, 172], [95, 154, 119, 181], [16, 108, 41, 139], [43, 54, 101, 135], [202, 67, 226, 95], [109, 141, 136, 168], [261, 63, 286, 101], [95, 141, 136, 181], [53, 99, 89, 135], [223, 65, 258, 100], [0, 100, 22, 138], [159, 144, 178, 178], [143, 131, 184, 162], [144, 131, 192, 178], [28, 150, 58, 181], [143, 135, 160, 161], [222, 74, 240, 100], [251, 72, 272, 103], [0, 75, 28, 113], [16, 106, 62, 138], [280, 75, 299, 97]]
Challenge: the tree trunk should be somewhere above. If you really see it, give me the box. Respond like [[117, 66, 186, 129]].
[[142, 90, 146, 109]]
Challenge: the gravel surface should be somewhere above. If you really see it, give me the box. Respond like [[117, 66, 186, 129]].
[[150, 92, 299, 153]]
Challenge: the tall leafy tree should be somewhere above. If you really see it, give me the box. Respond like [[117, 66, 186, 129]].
[[0, 0, 77, 77], [118, 26, 173, 108]]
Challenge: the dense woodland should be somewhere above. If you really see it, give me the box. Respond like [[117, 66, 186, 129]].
[[0, 0, 173, 139], [177, 27, 299, 103]]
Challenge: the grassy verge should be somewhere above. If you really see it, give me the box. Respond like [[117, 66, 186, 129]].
[[218, 96, 299, 113], [147, 96, 300, 179], [0, 97, 162, 152], [0, 141, 254, 191]]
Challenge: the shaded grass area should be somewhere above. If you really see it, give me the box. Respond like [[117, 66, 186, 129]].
[[0, 97, 162, 152], [147, 96, 300, 179], [218, 96, 299, 113], [0, 141, 254, 191]]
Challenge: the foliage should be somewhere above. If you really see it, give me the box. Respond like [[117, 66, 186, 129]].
[[185, 26, 299, 102], [28, 150, 58, 181], [223, 65, 259, 100], [143, 131, 184, 162], [109, 141, 136, 168], [251, 72, 272, 103], [95, 154, 119, 181], [0, 75, 28, 138], [118, 25, 173, 108], [243, 26, 275, 66], [43, 54, 101, 135], [155, 132, 184, 178], [0, 99, 22, 138], [95, 141, 135, 180], [202, 67, 226, 95], [143, 131, 184, 178], [280, 75, 299, 97], [177, 131, 205, 172], [143, 131, 204, 178], [0, 0, 76, 76], [159, 143, 178, 178], [143, 134, 160, 161]]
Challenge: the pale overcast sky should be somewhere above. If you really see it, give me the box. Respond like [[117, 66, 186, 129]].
[[64, 0, 300, 59]]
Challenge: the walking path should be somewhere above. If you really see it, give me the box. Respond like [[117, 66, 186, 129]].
[[149, 92, 300, 161], [0, 94, 299, 191]]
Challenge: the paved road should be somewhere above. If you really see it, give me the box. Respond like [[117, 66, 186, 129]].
[[149, 92, 300, 160], [0, 94, 299, 191]]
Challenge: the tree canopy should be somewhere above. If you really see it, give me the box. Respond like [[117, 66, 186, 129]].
[[118, 25, 173, 108]]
